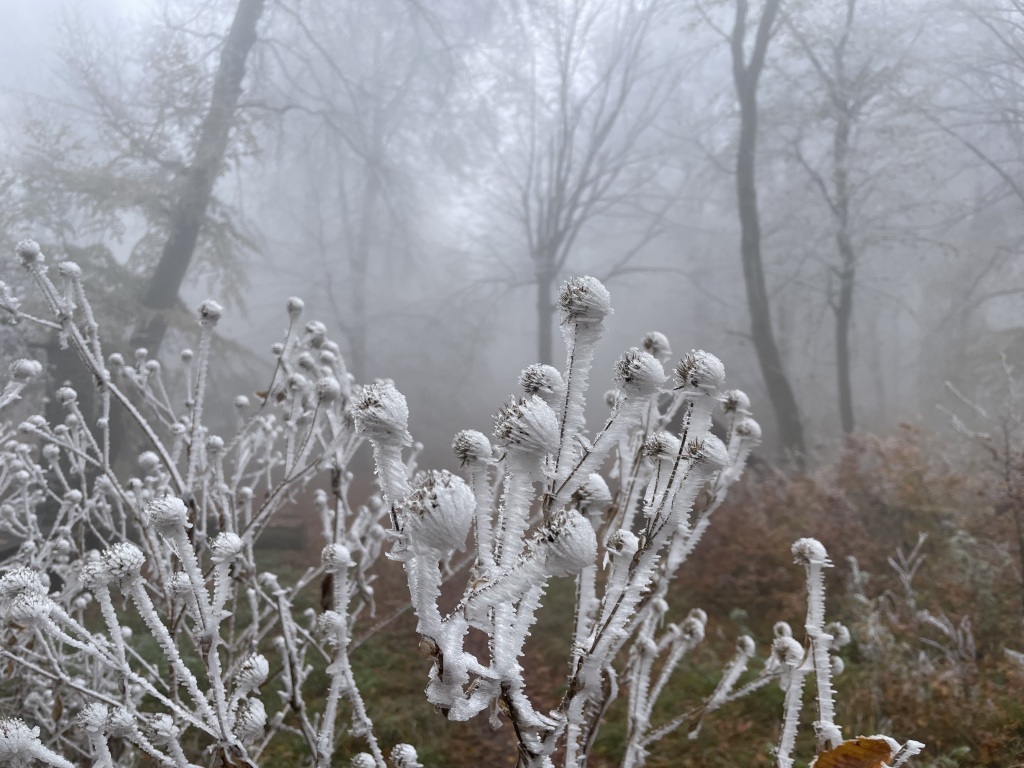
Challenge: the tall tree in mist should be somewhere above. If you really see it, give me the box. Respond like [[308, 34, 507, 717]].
[[729, 0, 805, 459], [133, 0, 266, 354], [479, 0, 675, 365]]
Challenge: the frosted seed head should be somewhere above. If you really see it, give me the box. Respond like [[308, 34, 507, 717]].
[[736, 635, 756, 656], [317, 610, 346, 644], [397, 470, 475, 555], [137, 451, 160, 473], [0, 567, 45, 600], [316, 376, 342, 403], [391, 743, 422, 768], [825, 622, 851, 649], [197, 300, 223, 326], [146, 495, 190, 532], [614, 348, 667, 396], [108, 352, 125, 369], [830, 655, 845, 676], [734, 417, 762, 443], [452, 429, 493, 466], [557, 276, 612, 324], [102, 542, 145, 581], [80, 558, 114, 589], [234, 395, 250, 410], [0, 717, 40, 759], [234, 698, 267, 741], [792, 538, 831, 567], [352, 381, 411, 445], [519, 364, 565, 401], [286, 296, 305, 318], [773, 636, 804, 666], [604, 389, 618, 409], [322, 543, 355, 572], [237, 653, 270, 690], [674, 350, 726, 398], [77, 703, 109, 733], [57, 261, 82, 279], [42, 444, 60, 462], [9, 359, 42, 382], [205, 435, 225, 455], [351, 755, 376, 768], [641, 331, 673, 363], [643, 431, 681, 462], [304, 321, 328, 347], [493, 395, 559, 456], [687, 434, 730, 469], [210, 532, 243, 563], [107, 708, 134, 737], [773, 621, 793, 639], [536, 508, 597, 577], [723, 389, 751, 414], [606, 529, 639, 559], [8, 591, 51, 625], [16, 239, 42, 266], [681, 613, 706, 643], [573, 473, 612, 513]]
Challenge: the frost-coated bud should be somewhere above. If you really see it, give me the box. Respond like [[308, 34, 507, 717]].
[[137, 451, 160, 473], [234, 395, 250, 411], [681, 609, 707, 642], [0, 717, 41, 760], [9, 592, 51, 625], [773, 636, 804, 667], [286, 296, 305, 318], [792, 538, 831, 567], [398, 470, 475, 555], [773, 621, 793, 639], [831, 655, 845, 676], [642, 331, 673, 363], [536, 508, 597, 577], [674, 350, 726, 397], [145, 495, 190, 532], [42, 444, 60, 462], [519, 364, 565, 402], [107, 708, 134, 737], [493, 395, 559, 456], [351, 755, 376, 768], [205, 435, 225, 455], [687, 434, 730, 469], [236, 653, 270, 691], [16, 239, 41, 265], [0, 567, 45, 599], [77, 703, 109, 733], [606, 529, 639, 559], [317, 610, 347, 645], [57, 261, 82, 278], [825, 622, 851, 650], [735, 417, 762, 443], [557, 276, 612, 324], [723, 389, 751, 415], [316, 376, 342, 402], [9, 359, 42, 382], [352, 381, 411, 444], [322, 543, 355, 572], [149, 714, 178, 744], [232, 700, 264, 741], [614, 348, 667, 396], [574, 473, 612, 512], [452, 430, 492, 466], [391, 743, 423, 768], [304, 321, 328, 347], [210, 532, 243, 563], [80, 558, 114, 589], [102, 542, 145, 581], [643, 431, 681, 462], [197, 300, 223, 326], [736, 634, 756, 656]]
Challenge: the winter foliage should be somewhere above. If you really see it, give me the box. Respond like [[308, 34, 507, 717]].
[[0, 248, 921, 766]]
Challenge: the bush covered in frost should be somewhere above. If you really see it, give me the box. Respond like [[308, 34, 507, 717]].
[[0, 242, 921, 767]]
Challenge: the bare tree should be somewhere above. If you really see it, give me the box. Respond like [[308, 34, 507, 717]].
[[728, 0, 806, 460], [479, 0, 677, 365]]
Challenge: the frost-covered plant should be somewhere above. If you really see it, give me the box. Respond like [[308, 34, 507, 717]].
[[0, 248, 920, 768], [0, 241, 414, 767]]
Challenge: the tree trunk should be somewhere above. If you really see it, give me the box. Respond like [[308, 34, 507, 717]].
[[731, 0, 806, 463], [833, 110, 856, 435], [132, 0, 265, 354], [537, 270, 555, 365]]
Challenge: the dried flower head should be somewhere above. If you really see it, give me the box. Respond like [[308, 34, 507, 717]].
[[0, 718, 41, 761], [8, 591, 52, 625], [722, 389, 751, 414], [0, 567, 45, 600], [452, 430, 493, 466], [102, 542, 146, 582], [734, 417, 762, 443], [606, 529, 639, 559], [351, 754, 376, 768], [391, 743, 423, 768], [773, 636, 804, 667], [519, 364, 565, 401], [792, 538, 831, 567], [643, 431, 682, 462], [210, 532, 243, 563], [536, 508, 597, 577], [573, 473, 612, 512], [557, 276, 612, 324], [316, 376, 342, 403], [686, 434, 730, 469], [493, 395, 559, 456], [674, 350, 726, 397], [614, 348, 667, 396], [642, 331, 673, 362], [77, 703, 109, 734], [145, 495, 191, 532], [286, 296, 305, 318], [197, 299, 223, 326], [234, 698, 266, 741], [236, 653, 270, 691], [397, 470, 475, 555], [352, 381, 411, 444], [9, 359, 43, 382], [16, 239, 42, 266], [57, 261, 82, 278], [322, 543, 355, 572]]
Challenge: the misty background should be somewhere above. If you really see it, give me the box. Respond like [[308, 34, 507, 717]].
[[1, 0, 1021, 471]]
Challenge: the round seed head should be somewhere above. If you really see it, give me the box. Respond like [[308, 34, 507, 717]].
[[557, 276, 611, 324], [641, 331, 672, 363], [674, 350, 726, 398], [352, 381, 411, 445], [536, 508, 597, 577], [493, 395, 559, 456], [614, 348, 667, 396], [452, 430, 493, 466], [397, 470, 475, 555]]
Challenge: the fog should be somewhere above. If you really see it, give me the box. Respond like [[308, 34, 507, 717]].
[[2, 0, 1021, 470]]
